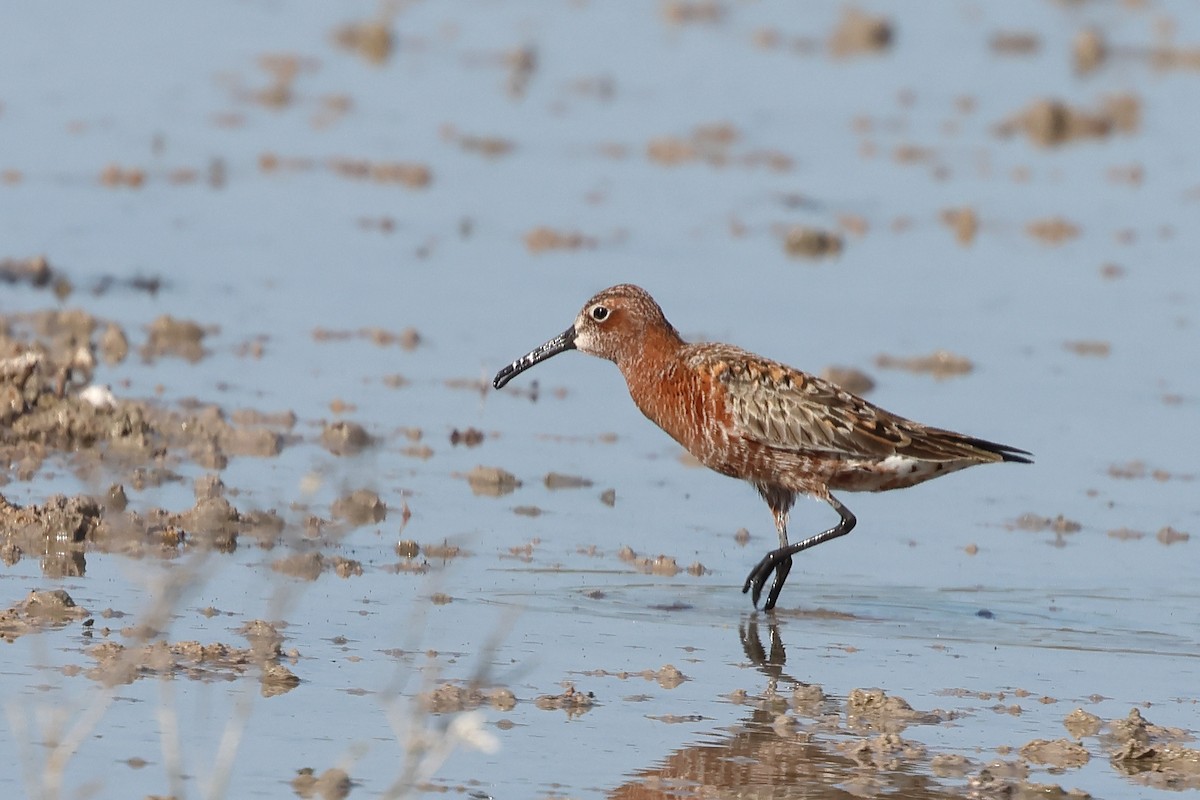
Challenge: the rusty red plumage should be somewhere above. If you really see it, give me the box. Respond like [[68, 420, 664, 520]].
[[494, 284, 1031, 611]]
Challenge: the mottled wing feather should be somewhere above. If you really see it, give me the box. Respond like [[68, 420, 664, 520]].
[[693, 345, 1002, 463]]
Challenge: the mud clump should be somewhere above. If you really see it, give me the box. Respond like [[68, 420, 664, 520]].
[[0, 589, 89, 641], [1, 255, 69, 292], [449, 426, 485, 446], [846, 688, 946, 732], [86, 619, 299, 694], [997, 95, 1140, 147], [524, 227, 597, 254], [580, 664, 688, 689], [544, 472, 593, 490], [0, 494, 102, 577], [940, 206, 979, 246], [820, 366, 874, 396], [535, 684, 595, 717], [320, 420, 373, 455], [291, 767, 353, 800], [1103, 709, 1200, 790], [840, 732, 927, 770], [1020, 738, 1090, 769], [874, 350, 973, 379], [618, 546, 680, 576], [142, 314, 211, 362], [330, 489, 386, 526], [783, 226, 844, 259], [466, 466, 521, 497], [328, 158, 432, 189], [829, 8, 893, 58], [1027, 217, 1081, 246], [1064, 708, 1104, 739], [271, 551, 364, 581], [420, 683, 517, 713], [646, 122, 792, 172], [332, 16, 394, 65]]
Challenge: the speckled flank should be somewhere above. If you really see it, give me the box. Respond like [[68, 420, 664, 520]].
[[494, 284, 1031, 611]]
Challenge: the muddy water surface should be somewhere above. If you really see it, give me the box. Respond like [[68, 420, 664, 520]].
[[2, 2, 1198, 798]]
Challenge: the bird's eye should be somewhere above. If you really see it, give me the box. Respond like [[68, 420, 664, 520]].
[[590, 305, 609, 322]]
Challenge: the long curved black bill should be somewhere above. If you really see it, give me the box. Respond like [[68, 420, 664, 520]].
[[493, 326, 577, 389]]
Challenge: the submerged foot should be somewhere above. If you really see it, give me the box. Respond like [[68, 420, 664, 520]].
[[742, 550, 794, 611]]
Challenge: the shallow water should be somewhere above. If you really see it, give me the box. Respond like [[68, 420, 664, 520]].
[[2, 1, 1198, 798]]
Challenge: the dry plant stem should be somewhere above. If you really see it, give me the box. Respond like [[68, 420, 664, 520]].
[[378, 561, 513, 799], [5, 702, 40, 797], [204, 684, 256, 800], [42, 686, 115, 799], [157, 680, 186, 800], [203, 569, 301, 799]]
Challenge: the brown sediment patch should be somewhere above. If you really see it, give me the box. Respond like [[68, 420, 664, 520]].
[[646, 122, 792, 172], [1020, 738, 1090, 769], [829, 8, 893, 58], [98, 163, 147, 189], [330, 489, 386, 526], [450, 427, 485, 447], [617, 546, 680, 576], [820, 366, 874, 395], [420, 683, 517, 713], [661, 1, 724, 25], [327, 157, 431, 188], [930, 752, 974, 777], [997, 94, 1140, 147], [1104, 708, 1200, 790], [465, 466, 522, 497], [2, 313, 289, 479], [0, 493, 102, 576], [0, 589, 89, 641], [535, 684, 595, 717], [846, 688, 949, 733], [1027, 217, 1082, 246], [1107, 527, 1146, 541], [578, 664, 688, 689], [523, 226, 597, 254], [1, 255, 71, 295], [291, 767, 353, 800], [1008, 513, 1082, 534], [1156, 526, 1189, 546], [311, 325, 421, 350], [874, 350, 973, 379], [599, 488, 616, 506], [272, 551, 325, 581], [990, 31, 1040, 55], [1073, 28, 1107, 74], [332, 15, 394, 65], [1107, 460, 1195, 481], [86, 627, 299, 695], [839, 732, 928, 770], [782, 226, 843, 259], [544, 472, 593, 490], [142, 315, 212, 363], [940, 206, 979, 246], [504, 539, 539, 561], [965, 762, 1086, 799], [320, 420, 373, 455], [1064, 340, 1110, 357], [0, 489, 286, 570], [440, 124, 515, 158], [421, 541, 465, 560], [512, 505, 542, 517]]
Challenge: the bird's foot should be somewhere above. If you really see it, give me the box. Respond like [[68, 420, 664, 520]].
[[742, 550, 794, 611]]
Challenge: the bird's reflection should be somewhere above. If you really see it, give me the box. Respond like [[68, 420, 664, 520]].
[[608, 613, 956, 800]]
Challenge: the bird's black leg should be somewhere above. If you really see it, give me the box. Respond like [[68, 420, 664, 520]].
[[743, 496, 856, 610]]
